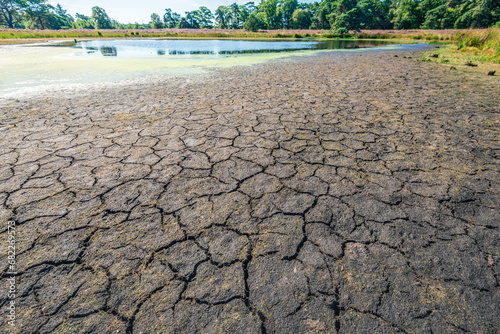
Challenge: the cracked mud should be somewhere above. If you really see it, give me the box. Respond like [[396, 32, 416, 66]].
[[0, 48, 499, 333]]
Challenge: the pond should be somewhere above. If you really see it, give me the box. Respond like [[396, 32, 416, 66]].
[[1, 39, 427, 99], [74, 39, 408, 57]]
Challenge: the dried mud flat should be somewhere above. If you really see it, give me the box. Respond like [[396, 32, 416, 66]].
[[0, 48, 499, 333]]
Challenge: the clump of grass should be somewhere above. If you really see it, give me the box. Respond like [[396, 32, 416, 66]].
[[457, 28, 500, 51], [455, 28, 500, 63], [323, 32, 351, 38], [273, 32, 293, 38], [356, 32, 390, 39], [419, 29, 500, 76]]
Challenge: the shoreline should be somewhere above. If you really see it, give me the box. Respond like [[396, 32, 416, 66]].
[[0, 42, 431, 102]]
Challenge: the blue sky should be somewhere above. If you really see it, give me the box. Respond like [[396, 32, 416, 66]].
[[50, 0, 317, 24]]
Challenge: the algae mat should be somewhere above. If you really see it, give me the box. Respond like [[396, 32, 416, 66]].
[[0, 47, 499, 333]]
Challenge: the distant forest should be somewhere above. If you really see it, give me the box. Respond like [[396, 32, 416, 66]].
[[1, 0, 499, 33]]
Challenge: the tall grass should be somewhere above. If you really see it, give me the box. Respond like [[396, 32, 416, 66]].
[[455, 27, 500, 56], [0, 27, 467, 41], [420, 27, 500, 65]]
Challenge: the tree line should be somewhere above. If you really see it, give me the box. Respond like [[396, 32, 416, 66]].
[[1, 0, 499, 33]]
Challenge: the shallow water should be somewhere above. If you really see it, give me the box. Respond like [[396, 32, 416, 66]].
[[74, 39, 400, 57], [0, 39, 426, 99]]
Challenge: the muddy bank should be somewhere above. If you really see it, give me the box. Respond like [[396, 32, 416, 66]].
[[0, 47, 499, 333]]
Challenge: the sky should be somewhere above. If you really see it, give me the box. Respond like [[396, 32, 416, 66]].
[[49, 0, 316, 25]]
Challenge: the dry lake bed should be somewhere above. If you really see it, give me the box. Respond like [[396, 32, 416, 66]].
[[0, 45, 499, 333]]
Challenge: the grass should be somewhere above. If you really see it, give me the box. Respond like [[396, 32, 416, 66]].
[[0, 27, 471, 42], [455, 27, 500, 61], [419, 27, 500, 73], [0, 28, 328, 40]]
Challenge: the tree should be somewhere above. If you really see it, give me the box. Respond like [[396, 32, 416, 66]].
[[244, 11, 264, 31], [328, 0, 362, 33], [229, 2, 241, 28], [184, 11, 200, 28], [418, 0, 457, 29], [54, 3, 72, 21], [310, 0, 333, 29], [150, 12, 163, 29], [356, 0, 392, 29], [195, 6, 214, 29], [1, 0, 28, 28], [2, 0, 72, 30], [215, 6, 229, 28], [178, 17, 188, 28], [24, 2, 54, 29], [390, 0, 423, 29], [163, 8, 180, 28], [239, 2, 256, 25], [291, 8, 312, 29], [91, 6, 113, 29], [73, 13, 94, 29], [258, 0, 281, 29], [281, 0, 298, 29], [454, 0, 500, 28]]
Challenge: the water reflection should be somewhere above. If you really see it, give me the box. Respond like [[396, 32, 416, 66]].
[[75, 39, 408, 58], [100, 46, 117, 56]]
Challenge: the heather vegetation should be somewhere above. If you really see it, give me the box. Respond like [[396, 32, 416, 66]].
[[1, 0, 499, 34]]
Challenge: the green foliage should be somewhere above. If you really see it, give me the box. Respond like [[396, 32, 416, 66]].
[[183, 11, 200, 29], [0, 0, 28, 28], [73, 13, 94, 29], [259, 0, 282, 29], [91, 6, 113, 29], [291, 9, 312, 29], [163, 9, 180, 28], [281, 0, 299, 29], [149, 13, 163, 29], [0, 0, 74, 29], [1, 0, 499, 34], [215, 5, 229, 28], [310, 0, 333, 29], [457, 27, 500, 53], [244, 12, 264, 31], [454, 0, 500, 28], [195, 6, 214, 29], [390, 0, 423, 29], [24, 2, 71, 30]]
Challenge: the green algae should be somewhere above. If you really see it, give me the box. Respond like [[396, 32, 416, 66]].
[[0, 45, 325, 98]]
